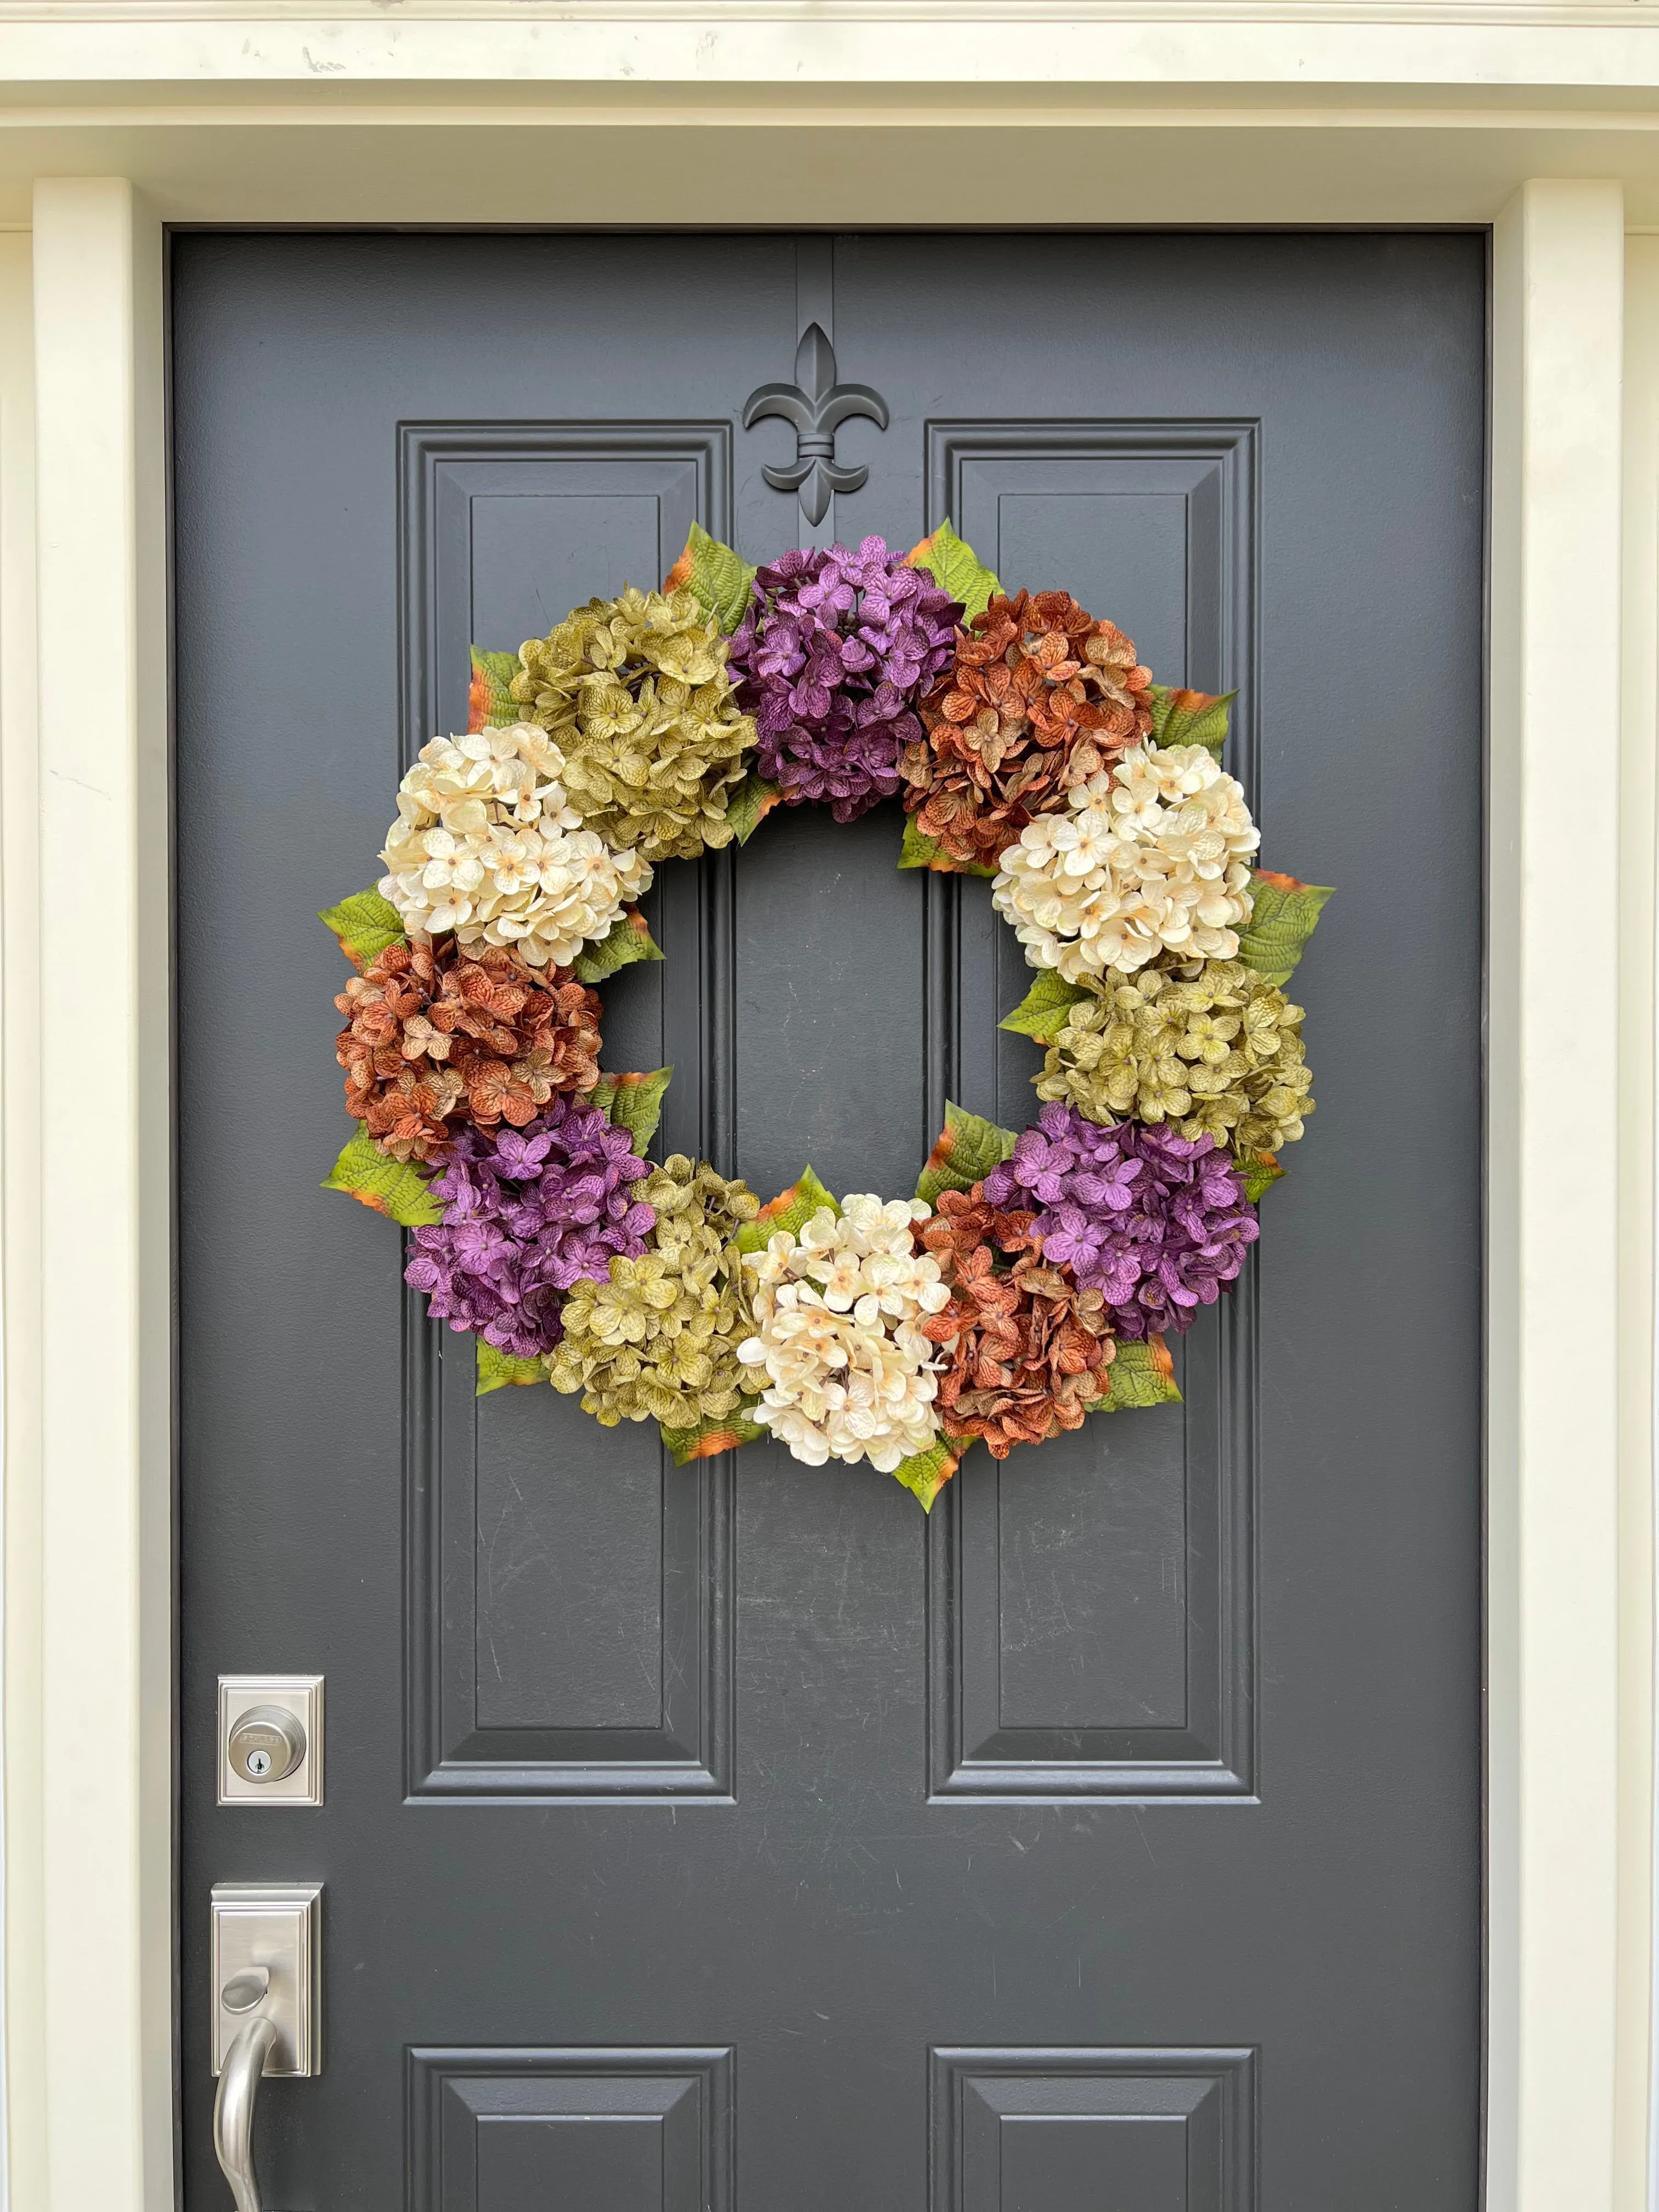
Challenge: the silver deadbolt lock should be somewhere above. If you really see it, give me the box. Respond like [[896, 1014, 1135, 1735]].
[[228, 1705, 306, 1785], [217, 1675, 324, 1805]]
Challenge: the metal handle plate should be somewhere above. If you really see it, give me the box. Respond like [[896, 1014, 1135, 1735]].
[[210, 1882, 322, 2078], [210, 1884, 321, 2212]]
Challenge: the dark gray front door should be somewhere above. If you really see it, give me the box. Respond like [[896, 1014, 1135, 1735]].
[[174, 231, 1483, 2211]]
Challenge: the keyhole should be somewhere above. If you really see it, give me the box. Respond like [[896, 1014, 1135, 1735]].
[[245, 1748, 272, 1779]]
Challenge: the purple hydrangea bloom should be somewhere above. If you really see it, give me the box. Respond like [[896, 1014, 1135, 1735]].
[[983, 1101, 1259, 1339], [727, 535, 961, 821], [404, 1094, 654, 1359]]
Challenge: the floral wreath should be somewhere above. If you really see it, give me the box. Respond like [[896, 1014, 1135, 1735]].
[[322, 523, 1331, 1511]]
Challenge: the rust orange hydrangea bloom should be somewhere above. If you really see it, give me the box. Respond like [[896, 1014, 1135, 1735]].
[[899, 590, 1154, 870], [915, 1186, 1116, 1458], [336, 936, 602, 1164]]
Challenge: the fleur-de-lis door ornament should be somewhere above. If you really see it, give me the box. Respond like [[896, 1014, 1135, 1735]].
[[742, 322, 889, 527]]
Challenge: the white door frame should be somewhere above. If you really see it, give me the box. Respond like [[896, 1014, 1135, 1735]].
[[0, 19, 1652, 2209]]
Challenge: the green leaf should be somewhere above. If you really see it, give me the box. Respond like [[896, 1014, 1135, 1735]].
[[591, 1066, 672, 1154], [1147, 684, 1235, 759], [1235, 870, 1335, 988], [665, 521, 758, 635], [659, 1403, 769, 1466], [477, 1339, 546, 1396], [318, 887, 404, 970], [725, 770, 782, 846], [322, 1125, 443, 1228], [571, 907, 664, 984], [1239, 1151, 1285, 1205], [890, 1435, 961, 1513], [916, 1102, 1021, 1205], [469, 644, 523, 731], [998, 970, 1092, 1042], [736, 1166, 840, 1254], [1094, 1336, 1183, 1413], [898, 815, 998, 880], [905, 518, 1002, 624]]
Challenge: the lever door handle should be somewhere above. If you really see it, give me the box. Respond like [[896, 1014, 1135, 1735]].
[[214, 2016, 278, 2212], [209, 1883, 323, 2210]]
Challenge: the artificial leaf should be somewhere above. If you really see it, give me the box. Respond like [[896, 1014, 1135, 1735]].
[[916, 1101, 1021, 1205], [477, 1339, 546, 1396], [1236, 870, 1335, 988], [322, 1125, 443, 1228], [664, 521, 758, 634], [592, 1066, 672, 1154], [572, 907, 664, 984], [1240, 1151, 1285, 1205], [659, 1403, 768, 1466], [998, 970, 1091, 1042], [318, 887, 404, 970], [1094, 1335, 1183, 1412], [1146, 684, 1235, 759], [890, 1435, 961, 1513], [725, 770, 783, 845], [467, 644, 522, 732], [898, 815, 998, 879], [904, 518, 1002, 624], [736, 1165, 840, 1254]]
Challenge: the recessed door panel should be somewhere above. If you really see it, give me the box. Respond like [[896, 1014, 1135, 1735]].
[[409, 2047, 733, 2212], [931, 2048, 1255, 2212]]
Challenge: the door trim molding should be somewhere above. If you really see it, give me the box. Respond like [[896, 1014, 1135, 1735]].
[[1487, 176, 1629, 2212], [15, 179, 173, 2212], [0, 155, 1649, 2212]]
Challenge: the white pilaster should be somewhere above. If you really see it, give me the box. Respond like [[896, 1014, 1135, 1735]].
[[1490, 177, 1627, 2212], [31, 177, 170, 2212]]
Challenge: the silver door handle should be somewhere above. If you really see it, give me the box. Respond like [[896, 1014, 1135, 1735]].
[[214, 2012, 278, 2212], [210, 1884, 323, 2212]]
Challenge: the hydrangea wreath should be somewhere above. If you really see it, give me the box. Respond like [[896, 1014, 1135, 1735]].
[[323, 523, 1332, 1510]]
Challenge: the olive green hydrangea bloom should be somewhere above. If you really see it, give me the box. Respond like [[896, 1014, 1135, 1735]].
[[546, 1155, 761, 1427], [512, 587, 755, 863], [1036, 957, 1313, 1158]]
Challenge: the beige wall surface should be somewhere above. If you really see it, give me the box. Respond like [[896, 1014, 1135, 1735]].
[[0, 9, 1655, 2212]]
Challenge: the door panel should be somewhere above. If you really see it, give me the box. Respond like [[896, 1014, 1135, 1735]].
[[931, 1289, 1251, 1797], [931, 2048, 1255, 2212], [174, 231, 1483, 2210], [409, 2046, 733, 2212]]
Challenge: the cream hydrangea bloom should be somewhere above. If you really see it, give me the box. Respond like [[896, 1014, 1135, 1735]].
[[379, 723, 653, 969], [991, 741, 1259, 981], [738, 1194, 953, 1472]]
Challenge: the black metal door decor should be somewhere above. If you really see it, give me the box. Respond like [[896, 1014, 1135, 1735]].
[[741, 322, 889, 526], [321, 521, 1331, 1512]]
